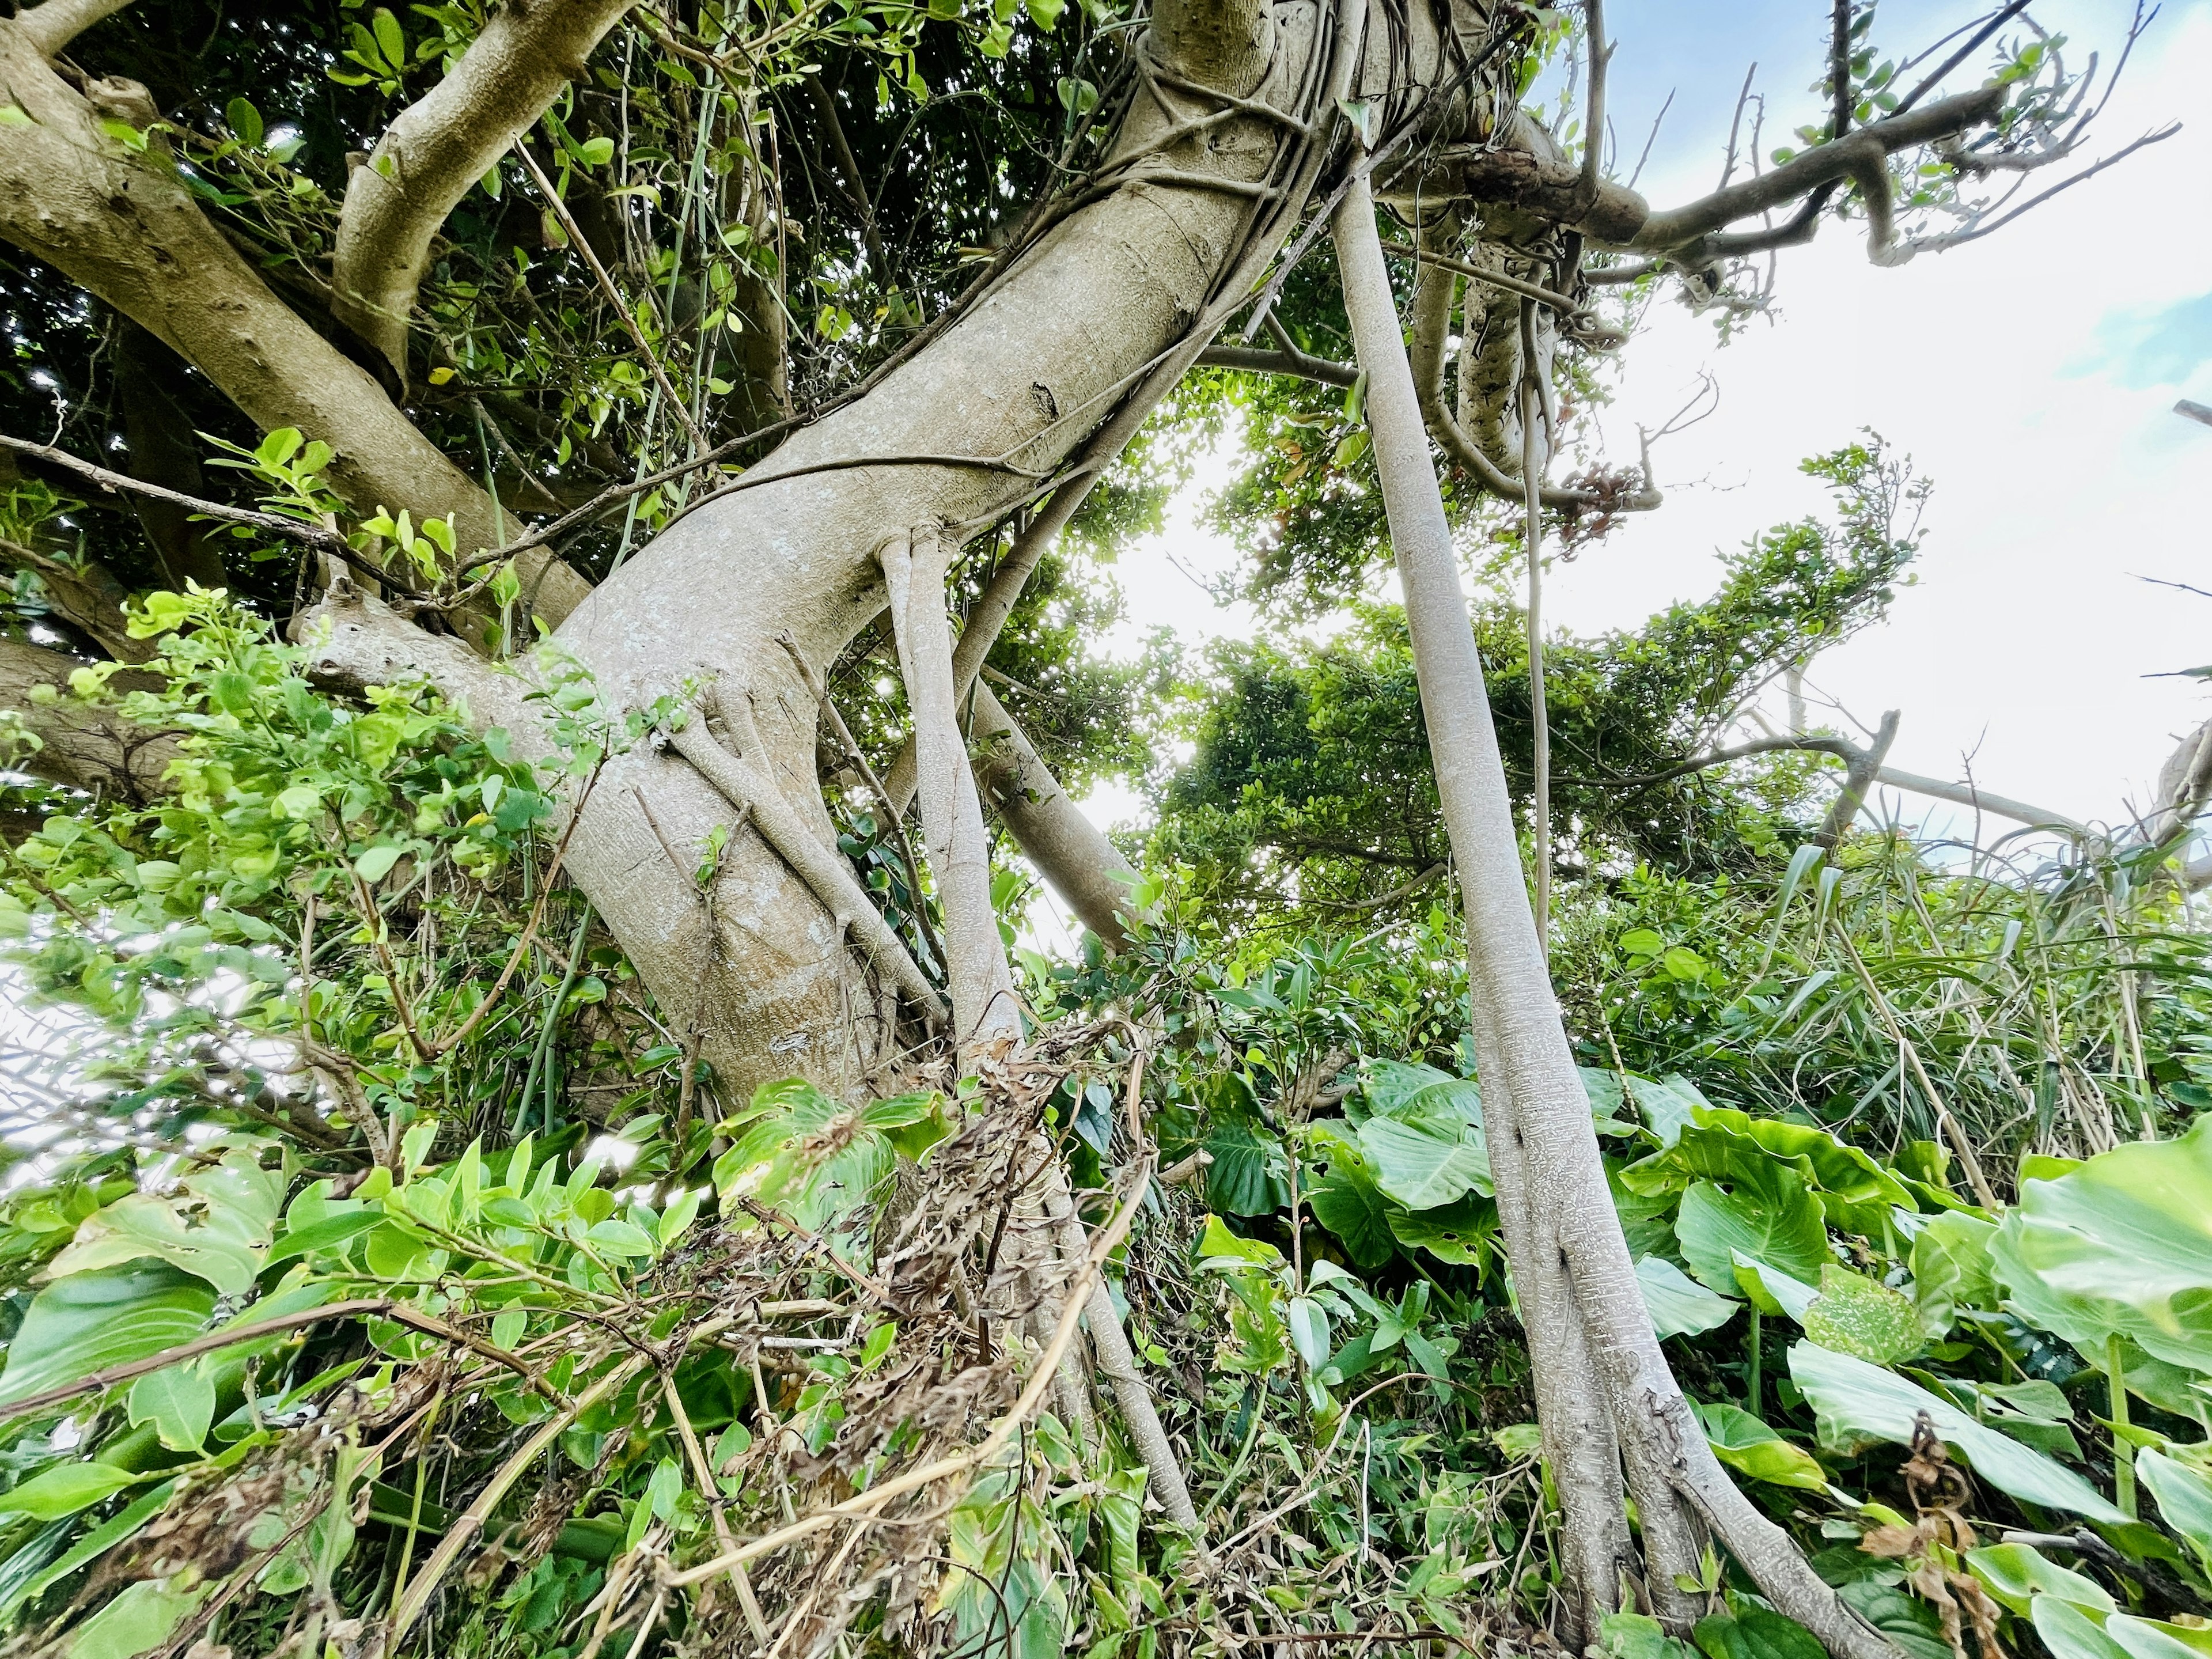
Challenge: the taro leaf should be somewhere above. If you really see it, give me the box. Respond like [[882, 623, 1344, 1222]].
[[1733, 1253, 1819, 1321], [1286, 1297, 1330, 1369], [2108, 1616, 2212, 1659], [56, 1577, 203, 1659], [2035, 1593, 2133, 1659], [1635, 1255, 1739, 1339], [1685, 1107, 1914, 1213], [1305, 1123, 1396, 1268], [1387, 1194, 1495, 1267], [1363, 1060, 1480, 1127], [48, 1147, 282, 1296], [1911, 1210, 1998, 1336], [2137, 1449, 2212, 1577], [1787, 1341, 2126, 1521], [1204, 1117, 1290, 1218], [1836, 1582, 1952, 1659], [1692, 1607, 1827, 1659], [0, 1263, 214, 1405], [1675, 1165, 1830, 1294], [0, 1463, 140, 1520], [1601, 1611, 1696, 1659], [127, 1362, 215, 1452], [1627, 1074, 1709, 1148], [1802, 1265, 1925, 1366], [1357, 1115, 1490, 1210], [1691, 1401, 1827, 1490], [1965, 1543, 2115, 1617], [1990, 1116, 2212, 1378]]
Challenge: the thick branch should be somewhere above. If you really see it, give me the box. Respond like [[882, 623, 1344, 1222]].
[[969, 682, 1147, 948], [1631, 86, 2005, 255], [0, 637, 176, 800], [14, 0, 130, 56], [881, 527, 1021, 1056], [0, 28, 588, 627], [1195, 343, 1360, 387], [330, 0, 639, 380]]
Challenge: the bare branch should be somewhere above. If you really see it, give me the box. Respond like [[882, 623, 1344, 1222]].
[[1194, 343, 1360, 386], [13, 0, 132, 58], [329, 0, 639, 381]]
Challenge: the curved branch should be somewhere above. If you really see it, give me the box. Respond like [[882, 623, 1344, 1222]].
[[1195, 343, 1359, 387], [14, 0, 131, 56], [329, 0, 640, 380], [1629, 85, 2004, 256]]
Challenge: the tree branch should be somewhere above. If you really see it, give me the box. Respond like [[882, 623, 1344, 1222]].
[[329, 0, 640, 381], [1195, 343, 1359, 387], [1629, 86, 2004, 255], [14, 0, 131, 57]]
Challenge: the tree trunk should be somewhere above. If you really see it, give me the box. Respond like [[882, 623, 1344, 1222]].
[[1334, 170, 1903, 1659]]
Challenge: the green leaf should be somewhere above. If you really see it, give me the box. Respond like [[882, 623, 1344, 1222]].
[[224, 96, 263, 145], [1802, 1265, 1923, 1366], [1835, 1582, 1951, 1659], [1692, 1608, 1826, 1659], [2035, 1592, 2133, 1659], [1965, 1543, 2115, 1617], [56, 1577, 202, 1659], [1203, 1117, 1289, 1217], [1636, 1255, 1740, 1339], [263, 1209, 382, 1268], [658, 1186, 703, 1247], [127, 1362, 215, 1452], [1990, 1116, 2212, 1380], [1911, 1210, 1997, 1335], [49, 1147, 281, 1295], [0, 1263, 214, 1404], [1195, 1215, 1282, 1271], [1787, 1341, 2126, 1521], [1286, 1296, 1330, 1369], [0, 1463, 139, 1520], [1306, 1126, 1396, 1268], [1357, 1115, 1490, 1209], [2137, 1449, 2212, 1576], [1691, 1402, 1828, 1490], [491, 1309, 527, 1350], [354, 843, 404, 882], [2109, 1616, 2212, 1659], [1675, 1168, 1830, 1294], [1386, 1194, 1494, 1267], [585, 1219, 656, 1259], [1, 1480, 175, 1621]]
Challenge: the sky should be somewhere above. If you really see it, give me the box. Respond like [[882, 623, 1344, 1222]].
[[1080, 0, 2212, 844]]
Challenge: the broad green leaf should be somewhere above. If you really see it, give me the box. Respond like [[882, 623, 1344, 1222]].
[[1386, 1194, 1494, 1267], [1602, 1611, 1695, 1659], [262, 1209, 383, 1269], [2109, 1616, 2212, 1659], [1357, 1114, 1490, 1209], [1627, 1075, 1707, 1147], [48, 1147, 281, 1296], [1691, 1402, 1827, 1490], [56, 1576, 202, 1659], [658, 1186, 703, 1247], [1788, 1342, 2125, 1521], [0, 1263, 214, 1404], [127, 1362, 215, 1451], [1692, 1608, 1825, 1659], [0, 1463, 139, 1520], [1204, 1116, 1290, 1217], [1911, 1210, 1997, 1335], [491, 1308, 527, 1350], [1802, 1265, 1923, 1365], [1675, 1167, 1830, 1294], [1635, 1255, 1739, 1339], [2035, 1593, 2132, 1659], [1965, 1543, 2115, 1616], [585, 1219, 656, 1259], [1362, 1060, 1479, 1125], [1, 1480, 176, 1620], [1991, 1116, 2212, 1380], [1835, 1582, 1950, 1659], [2137, 1449, 2212, 1576], [1195, 1215, 1282, 1271], [1305, 1142, 1397, 1271], [1732, 1253, 1819, 1321]]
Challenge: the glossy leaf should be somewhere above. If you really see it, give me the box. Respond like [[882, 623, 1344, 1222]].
[[0, 1263, 214, 1405], [1636, 1255, 1740, 1339], [1692, 1401, 1827, 1490], [1802, 1265, 1923, 1366], [2137, 1449, 2212, 1576], [1788, 1342, 2125, 1521], [1675, 1166, 1831, 1294]]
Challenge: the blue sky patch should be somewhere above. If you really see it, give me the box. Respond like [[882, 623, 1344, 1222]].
[[2082, 291, 2212, 388]]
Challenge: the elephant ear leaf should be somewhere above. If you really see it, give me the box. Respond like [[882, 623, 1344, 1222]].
[[1802, 1265, 1924, 1366], [1675, 1167, 1830, 1294], [47, 1145, 282, 1297], [0, 1263, 214, 1406], [2137, 1450, 2212, 1578], [1988, 1115, 2212, 1377]]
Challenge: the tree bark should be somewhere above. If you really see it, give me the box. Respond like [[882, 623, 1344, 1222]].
[[0, 20, 588, 624], [329, 0, 640, 384], [1334, 169, 1903, 1659]]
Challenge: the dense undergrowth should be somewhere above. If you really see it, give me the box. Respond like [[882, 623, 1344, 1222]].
[[0, 583, 2207, 1659]]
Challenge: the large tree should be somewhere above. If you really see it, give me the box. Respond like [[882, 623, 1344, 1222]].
[[0, 0, 2179, 1650]]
